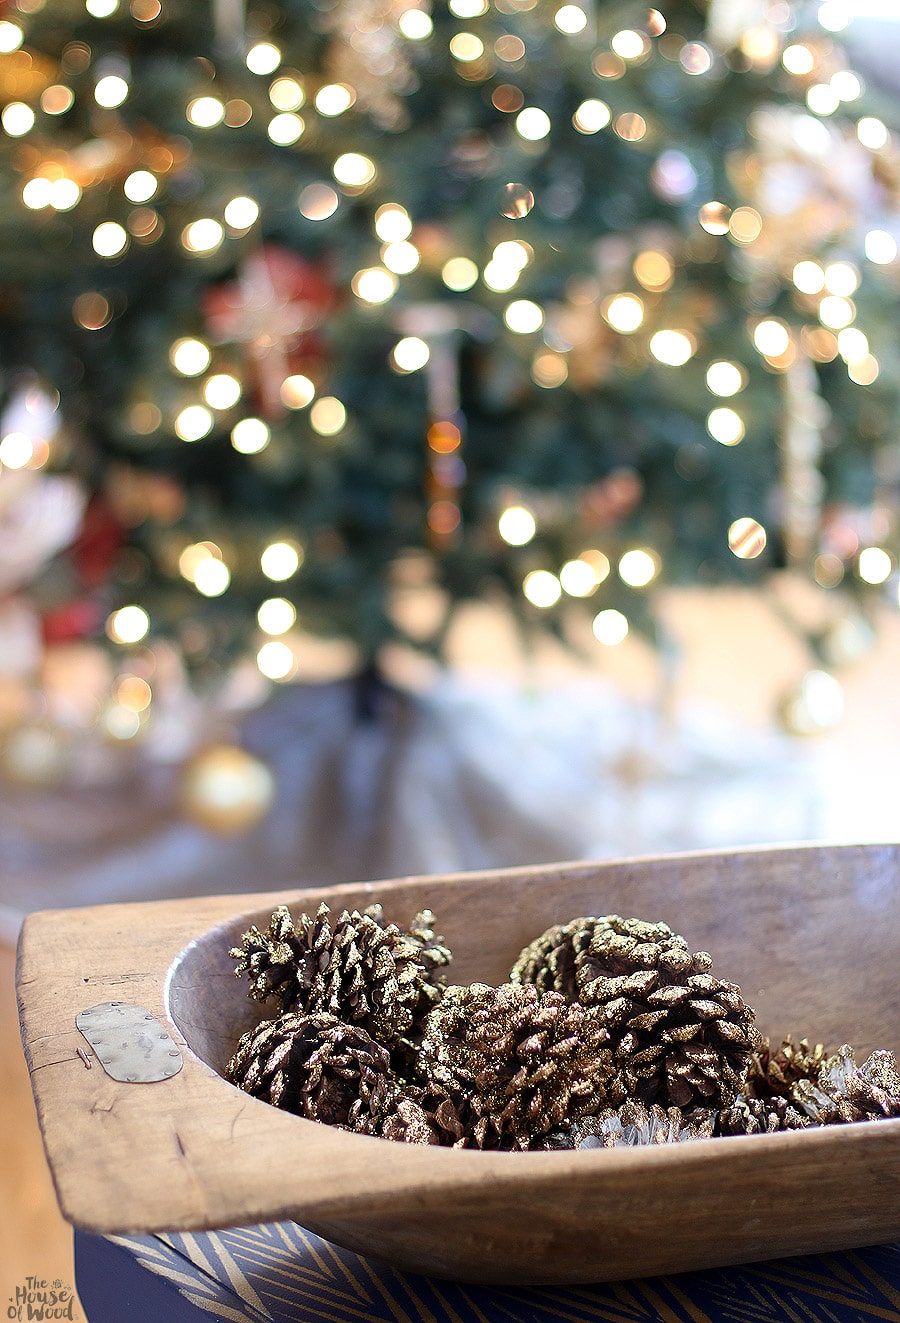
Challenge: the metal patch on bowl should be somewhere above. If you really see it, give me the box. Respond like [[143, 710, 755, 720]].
[[75, 1001, 183, 1083]]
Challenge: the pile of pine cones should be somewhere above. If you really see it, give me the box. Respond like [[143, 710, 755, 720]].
[[225, 902, 900, 1151]]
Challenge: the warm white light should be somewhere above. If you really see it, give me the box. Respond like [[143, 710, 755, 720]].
[[449, 32, 484, 60], [392, 336, 430, 372], [831, 70, 862, 101], [650, 330, 694, 366], [592, 608, 629, 646], [194, 558, 231, 596], [22, 178, 52, 209], [108, 605, 149, 644], [224, 196, 260, 230], [706, 361, 745, 397], [187, 96, 225, 127], [86, 0, 118, 14], [170, 338, 211, 376], [824, 262, 859, 296], [817, 1, 848, 32], [124, 170, 158, 202], [315, 83, 355, 116], [532, 353, 569, 390], [865, 229, 897, 265], [398, 8, 433, 38], [258, 597, 296, 635], [618, 548, 658, 587], [573, 99, 611, 133], [516, 107, 551, 141], [333, 152, 376, 187], [2, 103, 35, 136], [611, 29, 649, 59], [818, 295, 855, 330], [806, 83, 839, 115], [792, 259, 825, 294], [269, 77, 304, 111], [483, 262, 520, 293], [707, 407, 745, 446], [493, 240, 531, 270], [848, 355, 879, 385], [268, 113, 305, 145], [523, 570, 562, 608], [837, 328, 869, 363], [0, 21, 23, 51], [257, 640, 295, 680], [442, 257, 479, 290], [174, 405, 214, 441], [94, 75, 129, 107], [603, 294, 644, 334], [204, 374, 242, 409], [231, 417, 270, 454], [50, 178, 80, 211], [504, 300, 544, 333], [698, 201, 731, 235], [281, 375, 316, 409], [261, 541, 302, 580], [182, 218, 224, 253], [374, 204, 412, 242], [22, 177, 52, 209], [246, 42, 281, 75], [92, 221, 128, 257], [498, 505, 536, 545], [449, 0, 487, 14], [0, 433, 33, 469], [554, 5, 587, 33], [858, 545, 892, 585], [352, 268, 398, 304], [782, 43, 815, 75], [309, 397, 346, 435], [559, 559, 598, 596], [383, 240, 420, 274], [680, 42, 712, 75], [858, 117, 889, 151], [753, 319, 790, 357]]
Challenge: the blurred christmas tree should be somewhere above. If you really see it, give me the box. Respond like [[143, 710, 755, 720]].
[[1, 0, 899, 785]]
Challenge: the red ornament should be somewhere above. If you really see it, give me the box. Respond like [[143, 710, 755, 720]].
[[203, 245, 336, 417]]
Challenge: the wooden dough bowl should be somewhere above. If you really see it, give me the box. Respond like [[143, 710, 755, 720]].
[[17, 843, 900, 1285]]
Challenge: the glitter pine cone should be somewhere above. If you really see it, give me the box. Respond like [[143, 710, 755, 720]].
[[791, 1045, 900, 1125], [225, 1010, 395, 1130], [540, 1099, 717, 1150], [511, 915, 760, 1110], [418, 982, 614, 1150], [230, 901, 452, 1048]]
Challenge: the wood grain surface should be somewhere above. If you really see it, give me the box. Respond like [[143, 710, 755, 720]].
[[16, 844, 900, 1285]]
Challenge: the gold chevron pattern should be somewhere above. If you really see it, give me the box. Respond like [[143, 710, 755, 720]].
[[105, 1225, 900, 1323]]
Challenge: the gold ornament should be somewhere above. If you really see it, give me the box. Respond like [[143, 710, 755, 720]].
[[180, 743, 275, 834]]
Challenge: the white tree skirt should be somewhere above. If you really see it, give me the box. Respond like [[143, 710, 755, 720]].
[[0, 676, 829, 938]]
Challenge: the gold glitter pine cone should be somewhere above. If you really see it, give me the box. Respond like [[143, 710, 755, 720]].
[[225, 1010, 396, 1129], [230, 901, 452, 1047], [716, 1093, 809, 1135], [791, 1045, 900, 1125], [746, 1034, 828, 1100], [540, 1099, 717, 1150], [512, 914, 760, 1110], [418, 982, 614, 1151]]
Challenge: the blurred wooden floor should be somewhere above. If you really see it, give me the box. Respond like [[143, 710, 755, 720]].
[[0, 942, 82, 1315]]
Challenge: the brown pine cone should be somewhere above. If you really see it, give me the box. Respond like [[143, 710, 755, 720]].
[[540, 1100, 716, 1150], [418, 982, 614, 1150], [791, 1045, 900, 1125], [230, 903, 331, 1011], [717, 1093, 809, 1136], [231, 901, 451, 1048], [515, 914, 759, 1109], [356, 1082, 470, 1146], [746, 1035, 828, 1100], [225, 1010, 394, 1129]]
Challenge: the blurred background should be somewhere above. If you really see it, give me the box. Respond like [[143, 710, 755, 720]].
[[2, 0, 900, 1304]]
